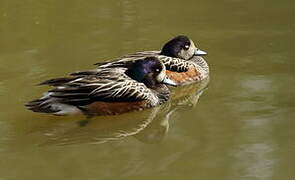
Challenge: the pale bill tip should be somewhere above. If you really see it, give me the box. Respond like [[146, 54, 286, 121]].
[[194, 49, 207, 56], [162, 77, 177, 87]]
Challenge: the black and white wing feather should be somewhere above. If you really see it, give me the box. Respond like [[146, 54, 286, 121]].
[[95, 51, 160, 69], [95, 50, 190, 72], [40, 70, 158, 107]]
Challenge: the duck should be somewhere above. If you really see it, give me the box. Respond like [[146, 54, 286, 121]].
[[96, 35, 209, 86], [26, 57, 176, 116]]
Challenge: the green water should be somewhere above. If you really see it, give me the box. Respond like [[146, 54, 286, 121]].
[[1, 0, 295, 179]]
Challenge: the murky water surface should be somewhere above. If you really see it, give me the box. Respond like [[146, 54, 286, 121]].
[[0, 0, 295, 179]]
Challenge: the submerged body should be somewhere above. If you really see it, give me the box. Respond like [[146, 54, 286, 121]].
[[26, 57, 175, 116]]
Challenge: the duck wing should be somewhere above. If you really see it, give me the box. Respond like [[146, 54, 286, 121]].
[[40, 69, 157, 106], [94, 51, 160, 68], [95, 51, 190, 72]]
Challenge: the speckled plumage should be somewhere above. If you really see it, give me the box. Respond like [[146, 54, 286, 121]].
[[96, 35, 209, 86], [26, 57, 172, 116]]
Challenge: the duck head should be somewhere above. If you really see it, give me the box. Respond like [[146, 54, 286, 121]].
[[126, 57, 177, 88], [160, 35, 207, 60]]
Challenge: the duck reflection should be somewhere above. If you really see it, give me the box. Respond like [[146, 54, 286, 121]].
[[134, 77, 209, 144], [37, 78, 209, 146]]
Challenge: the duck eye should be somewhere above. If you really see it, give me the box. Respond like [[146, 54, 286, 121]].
[[184, 45, 190, 50], [155, 68, 160, 72]]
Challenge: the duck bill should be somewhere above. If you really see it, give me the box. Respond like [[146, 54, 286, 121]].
[[194, 49, 207, 56], [162, 77, 177, 87]]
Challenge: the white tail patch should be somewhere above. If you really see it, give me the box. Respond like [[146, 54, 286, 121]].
[[41, 92, 82, 115], [52, 103, 82, 115]]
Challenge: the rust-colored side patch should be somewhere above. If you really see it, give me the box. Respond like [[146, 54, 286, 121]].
[[83, 101, 148, 116], [166, 66, 200, 85]]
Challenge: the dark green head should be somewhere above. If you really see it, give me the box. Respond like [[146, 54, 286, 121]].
[[160, 35, 207, 60], [126, 57, 176, 87]]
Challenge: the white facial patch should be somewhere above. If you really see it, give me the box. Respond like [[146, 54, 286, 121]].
[[177, 40, 197, 60], [187, 40, 197, 58], [156, 63, 166, 82]]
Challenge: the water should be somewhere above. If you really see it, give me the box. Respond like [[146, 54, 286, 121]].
[[0, 0, 295, 179]]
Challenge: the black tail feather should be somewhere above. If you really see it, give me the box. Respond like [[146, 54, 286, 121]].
[[25, 98, 60, 114], [39, 77, 79, 86]]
